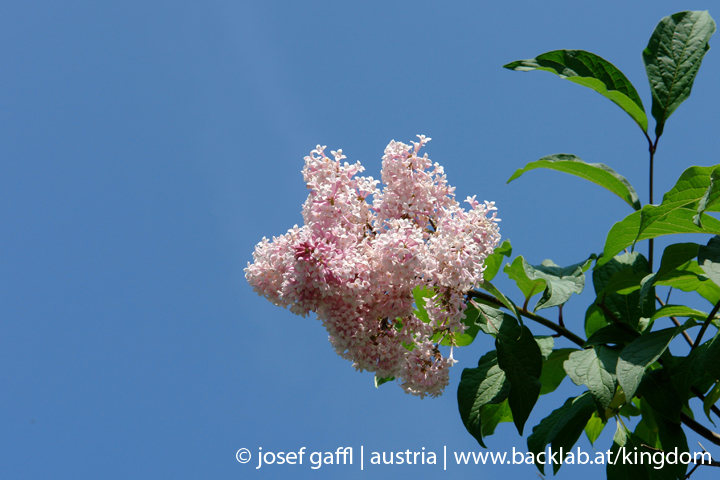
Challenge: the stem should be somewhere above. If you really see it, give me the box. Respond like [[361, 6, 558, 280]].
[[693, 298, 720, 350], [468, 291, 585, 347], [645, 132, 661, 270]]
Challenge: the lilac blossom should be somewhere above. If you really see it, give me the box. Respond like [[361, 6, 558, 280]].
[[245, 136, 500, 398]]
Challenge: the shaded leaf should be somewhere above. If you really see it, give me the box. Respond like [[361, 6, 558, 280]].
[[667, 343, 709, 406], [505, 50, 647, 131], [584, 324, 640, 347], [617, 322, 695, 399], [507, 154, 640, 210], [607, 431, 651, 480], [457, 350, 510, 448], [703, 381, 720, 425], [526, 392, 595, 475], [593, 252, 655, 331], [493, 313, 543, 435], [540, 348, 577, 395], [637, 369, 683, 423], [704, 332, 720, 381], [655, 414, 690, 480], [638, 242, 700, 304]]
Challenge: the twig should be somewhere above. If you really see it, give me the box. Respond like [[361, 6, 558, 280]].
[[467, 290, 585, 347]]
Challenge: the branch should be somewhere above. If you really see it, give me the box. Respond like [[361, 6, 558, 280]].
[[681, 412, 720, 447], [693, 298, 720, 350], [468, 290, 585, 347], [655, 294, 695, 347]]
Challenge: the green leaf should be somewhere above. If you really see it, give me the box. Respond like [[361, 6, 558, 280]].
[[503, 256, 547, 305], [504, 256, 593, 312], [585, 304, 609, 338], [695, 167, 720, 227], [539, 348, 577, 395], [437, 304, 482, 347], [698, 235, 720, 287], [617, 322, 695, 400], [638, 243, 700, 304], [492, 313, 543, 435], [703, 381, 720, 425], [584, 324, 640, 347], [482, 239, 512, 282], [535, 336, 555, 360], [637, 166, 720, 241], [598, 208, 720, 268], [374, 375, 395, 388], [584, 411, 606, 446], [705, 332, 720, 381], [633, 420, 658, 449], [637, 369, 683, 423], [655, 414, 690, 480], [457, 350, 510, 448], [597, 267, 648, 296], [643, 11, 716, 136], [412, 285, 435, 323], [504, 50, 648, 132], [564, 346, 621, 410], [526, 392, 596, 475], [607, 431, 651, 480], [477, 280, 522, 325], [652, 260, 720, 305], [649, 305, 709, 325], [480, 399, 513, 437], [637, 398, 660, 447], [507, 154, 641, 210], [667, 344, 709, 406], [592, 252, 655, 330]]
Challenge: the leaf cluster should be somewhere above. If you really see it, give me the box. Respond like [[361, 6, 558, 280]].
[[454, 10, 720, 479]]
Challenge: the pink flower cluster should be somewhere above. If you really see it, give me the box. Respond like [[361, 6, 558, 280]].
[[245, 136, 500, 398]]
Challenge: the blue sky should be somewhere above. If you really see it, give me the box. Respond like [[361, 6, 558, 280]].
[[2, 1, 719, 479]]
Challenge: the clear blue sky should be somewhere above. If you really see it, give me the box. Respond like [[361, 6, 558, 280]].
[[2, 1, 719, 479]]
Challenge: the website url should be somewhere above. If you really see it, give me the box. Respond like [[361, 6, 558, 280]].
[[454, 447, 711, 469]]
